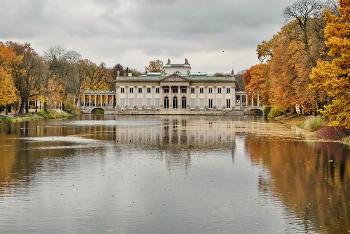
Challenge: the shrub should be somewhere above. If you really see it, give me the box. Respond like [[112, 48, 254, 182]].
[[63, 100, 80, 114], [268, 106, 285, 118], [263, 106, 272, 116], [304, 116, 326, 132], [316, 126, 347, 140], [0, 116, 14, 123]]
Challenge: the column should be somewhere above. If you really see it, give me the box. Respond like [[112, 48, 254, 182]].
[[160, 86, 164, 109], [204, 86, 208, 108], [213, 86, 217, 109], [195, 86, 199, 109], [116, 86, 120, 108], [231, 86, 235, 109], [152, 86, 155, 109]]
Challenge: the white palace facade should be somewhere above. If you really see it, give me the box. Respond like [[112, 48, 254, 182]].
[[79, 59, 262, 114]]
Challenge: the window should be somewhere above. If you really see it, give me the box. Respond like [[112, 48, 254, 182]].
[[130, 87, 134, 93], [120, 98, 125, 107], [147, 98, 151, 108], [208, 99, 213, 108], [155, 98, 160, 108], [173, 88, 178, 93], [147, 88, 151, 93], [164, 97, 169, 109], [181, 88, 187, 93], [190, 98, 196, 109], [208, 88, 213, 94], [138, 98, 143, 108], [121, 88, 125, 93], [199, 99, 204, 109], [129, 99, 134, 108], [200, 88, 204, 93], [155, 88, 160, 93], [217, 98, 222, 109], [173, 97, 178, 108], [164, 88, 169, 93], [182, 97, 186, 109], [191, 88, 195, 93], [226, 99, 231, 108], [226, 88, 231, 94], [217, 88, 221, 94], [138, 88, 142, 93]]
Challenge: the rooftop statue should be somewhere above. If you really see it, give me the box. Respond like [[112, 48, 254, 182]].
[[185, 58, 188, 64]]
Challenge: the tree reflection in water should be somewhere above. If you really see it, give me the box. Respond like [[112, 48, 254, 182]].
[[245, 134, 350, 234]]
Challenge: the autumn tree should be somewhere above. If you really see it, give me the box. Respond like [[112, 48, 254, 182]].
[[145, 60, 163, 73], [44, 45, 82, 109], [128, 68, 142, 76], [0, 43, 19, 114], [110, 63, 125, 77], [234, 70, 246, 91], [78, 60, 112, 91], [244, 64, 269, 105], [7, 42, 49, 114], [255, 0, 336, 113], [310, 0, 350, 128]]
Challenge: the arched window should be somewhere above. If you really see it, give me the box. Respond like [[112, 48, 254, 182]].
[[164, 97, 169, 109], [173, 96, 178, 109], [182, 97, 186, 109]]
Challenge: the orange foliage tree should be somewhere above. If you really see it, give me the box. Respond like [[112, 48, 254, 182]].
[[0, 43, 19, 111], [243, 64, 269, 105], [310, 0, 350, 128], [6, 42, 48, 114], [255, 0, 334, 113]]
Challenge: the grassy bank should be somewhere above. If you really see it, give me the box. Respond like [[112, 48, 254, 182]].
[[0, 109, 75, 124], [275, 113, 350, 145]]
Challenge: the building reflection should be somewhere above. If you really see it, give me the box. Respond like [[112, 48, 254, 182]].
[[74, 115, 237, 170]]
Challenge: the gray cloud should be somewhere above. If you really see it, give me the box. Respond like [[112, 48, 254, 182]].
[[0, 0, 296, 72]]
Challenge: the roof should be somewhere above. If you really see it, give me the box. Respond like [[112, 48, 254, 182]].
[[81, 90, 116, 94], [116, 73, 235, 83]]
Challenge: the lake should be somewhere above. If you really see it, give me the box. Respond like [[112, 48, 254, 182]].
[[0, 115, 349, 233]]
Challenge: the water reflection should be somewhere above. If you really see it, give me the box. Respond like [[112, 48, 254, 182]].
[[0, 115, 350, 233], [245, 134, 350, 233]]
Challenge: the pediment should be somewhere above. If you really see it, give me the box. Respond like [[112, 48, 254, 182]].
[[161, 74, 189, 82]]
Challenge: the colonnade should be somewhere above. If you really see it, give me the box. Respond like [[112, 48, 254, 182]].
[[78, 92, 116, 107], [235, 92, 261, 108]]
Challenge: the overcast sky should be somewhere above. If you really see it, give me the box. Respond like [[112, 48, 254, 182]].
[[0, 0, 296, 74]]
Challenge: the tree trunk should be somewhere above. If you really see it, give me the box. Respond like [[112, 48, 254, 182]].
[[18, 100, 25, 114], [25, 101, 29, 113]]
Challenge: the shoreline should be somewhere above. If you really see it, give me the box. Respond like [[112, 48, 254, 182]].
[[0, 109, 74, 123], [275, 114, 350, 146]]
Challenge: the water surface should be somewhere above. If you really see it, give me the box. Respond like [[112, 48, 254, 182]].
[[0, 115, 349, 233]]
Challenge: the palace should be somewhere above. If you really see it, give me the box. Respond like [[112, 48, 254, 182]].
[[79, 59, 262, 114], [116, 59, 236, 111]]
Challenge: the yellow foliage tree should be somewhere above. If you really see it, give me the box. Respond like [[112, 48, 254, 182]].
[[310, 0, 350, 128], [145, 60, 163, 73], [0, 43, 19, 107]]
